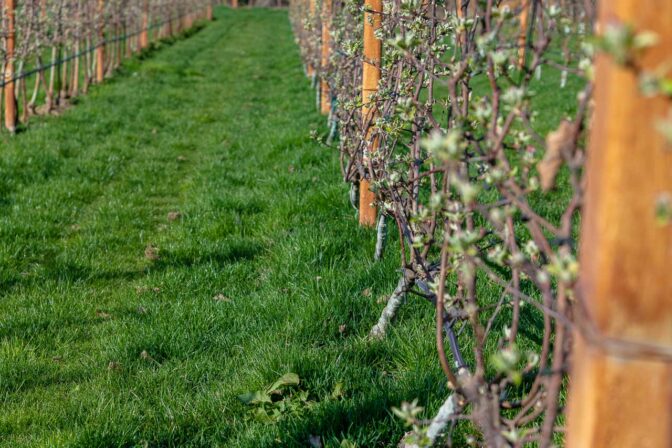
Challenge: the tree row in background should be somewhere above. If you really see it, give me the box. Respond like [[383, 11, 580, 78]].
[[0, 0, 219, 133]]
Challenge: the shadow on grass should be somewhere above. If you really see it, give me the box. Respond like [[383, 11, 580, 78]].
[[152, 240, 263, 269], [270, 384, 428, 447], [0, 240, 263, 302]]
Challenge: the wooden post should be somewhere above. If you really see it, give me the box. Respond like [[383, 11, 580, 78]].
[[140, 0, 149, 49], [359, 0, 382, 227], [73, 42, 80, 96], [517, 0, 529, 67], [566, 1, 672, 446], [3, 0, 17, 133], [206, 1, 213, 20], [232, 0, 238, 9], [455, 0, 464, 45], [305, 0, 316, 77], [320, 0, 332, 115], [96, 0, 105, 83]]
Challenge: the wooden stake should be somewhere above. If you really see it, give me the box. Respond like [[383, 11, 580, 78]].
[[566, 1, 672, 446], [72, 41, 80, 97], [19, 62, 27, 123], [3, 0, 17, 133], [320, 0, 332, 115], [517, 0, 529, 67], [60, 46, 68, 100], [306, 0, 316, 77], [125, 26, 133, 57], [96, 0, 105, 83], [207, 2, 213, 20], [359, 0, 382, 227], [140, 0, 149, 49], [455, 0, 465, 45]]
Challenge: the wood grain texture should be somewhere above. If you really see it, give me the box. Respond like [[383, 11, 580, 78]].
[[566, 1, 672, 446], [359, 0, 382, 227]]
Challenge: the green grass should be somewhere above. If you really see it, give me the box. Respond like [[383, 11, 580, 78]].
[[0, 7, 582, 447], [0, 7, 447, 447]]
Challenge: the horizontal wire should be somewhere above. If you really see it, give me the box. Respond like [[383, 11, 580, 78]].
[[0, 9, 205, 88]]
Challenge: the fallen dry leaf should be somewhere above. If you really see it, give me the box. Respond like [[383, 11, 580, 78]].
[[362, 288, 372, 297], [167, 211, 182, 221], [538, 120, 574, 192], [96, 310, 112, 319], [108, 361, 121, 371], [213, 293, 232, 303], [140, 350, 160, 365], [144, 244, 160, 261], [339, 324, 347, 334]]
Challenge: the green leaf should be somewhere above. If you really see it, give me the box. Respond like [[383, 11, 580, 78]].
[[331, 382, 345, 399], [297, 389, 310, 402], [252, 407, 275, 423], [633, 31, 659, 50], [267, 373, 300, 394], [238, 390, 271, 405], [660, 78, 672, 98]]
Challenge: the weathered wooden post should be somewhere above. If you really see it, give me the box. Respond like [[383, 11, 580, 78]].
[[566, 1, 672, 446], [359, 0, 382, 227], [140, 0, 149, 49], [232, 0, 239, 9], [96, 0, 105, 83], [454, 0, 465, 45], [320, 0, 332, 115], [517, 0, 529, 67], [3, 0, 17, 133]]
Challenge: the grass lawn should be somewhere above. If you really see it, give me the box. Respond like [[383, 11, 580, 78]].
[[0, 7, 445, 447], [0, 7, 582, 447]]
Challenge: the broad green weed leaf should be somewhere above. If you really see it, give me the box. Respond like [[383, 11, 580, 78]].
[[267, 373, 300, 393]]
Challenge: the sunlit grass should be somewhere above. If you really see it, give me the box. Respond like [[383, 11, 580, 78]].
[[0, 7, 581, 447]]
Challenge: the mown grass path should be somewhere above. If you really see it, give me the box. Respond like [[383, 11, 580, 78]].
[[0, 8, 448, 448]]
